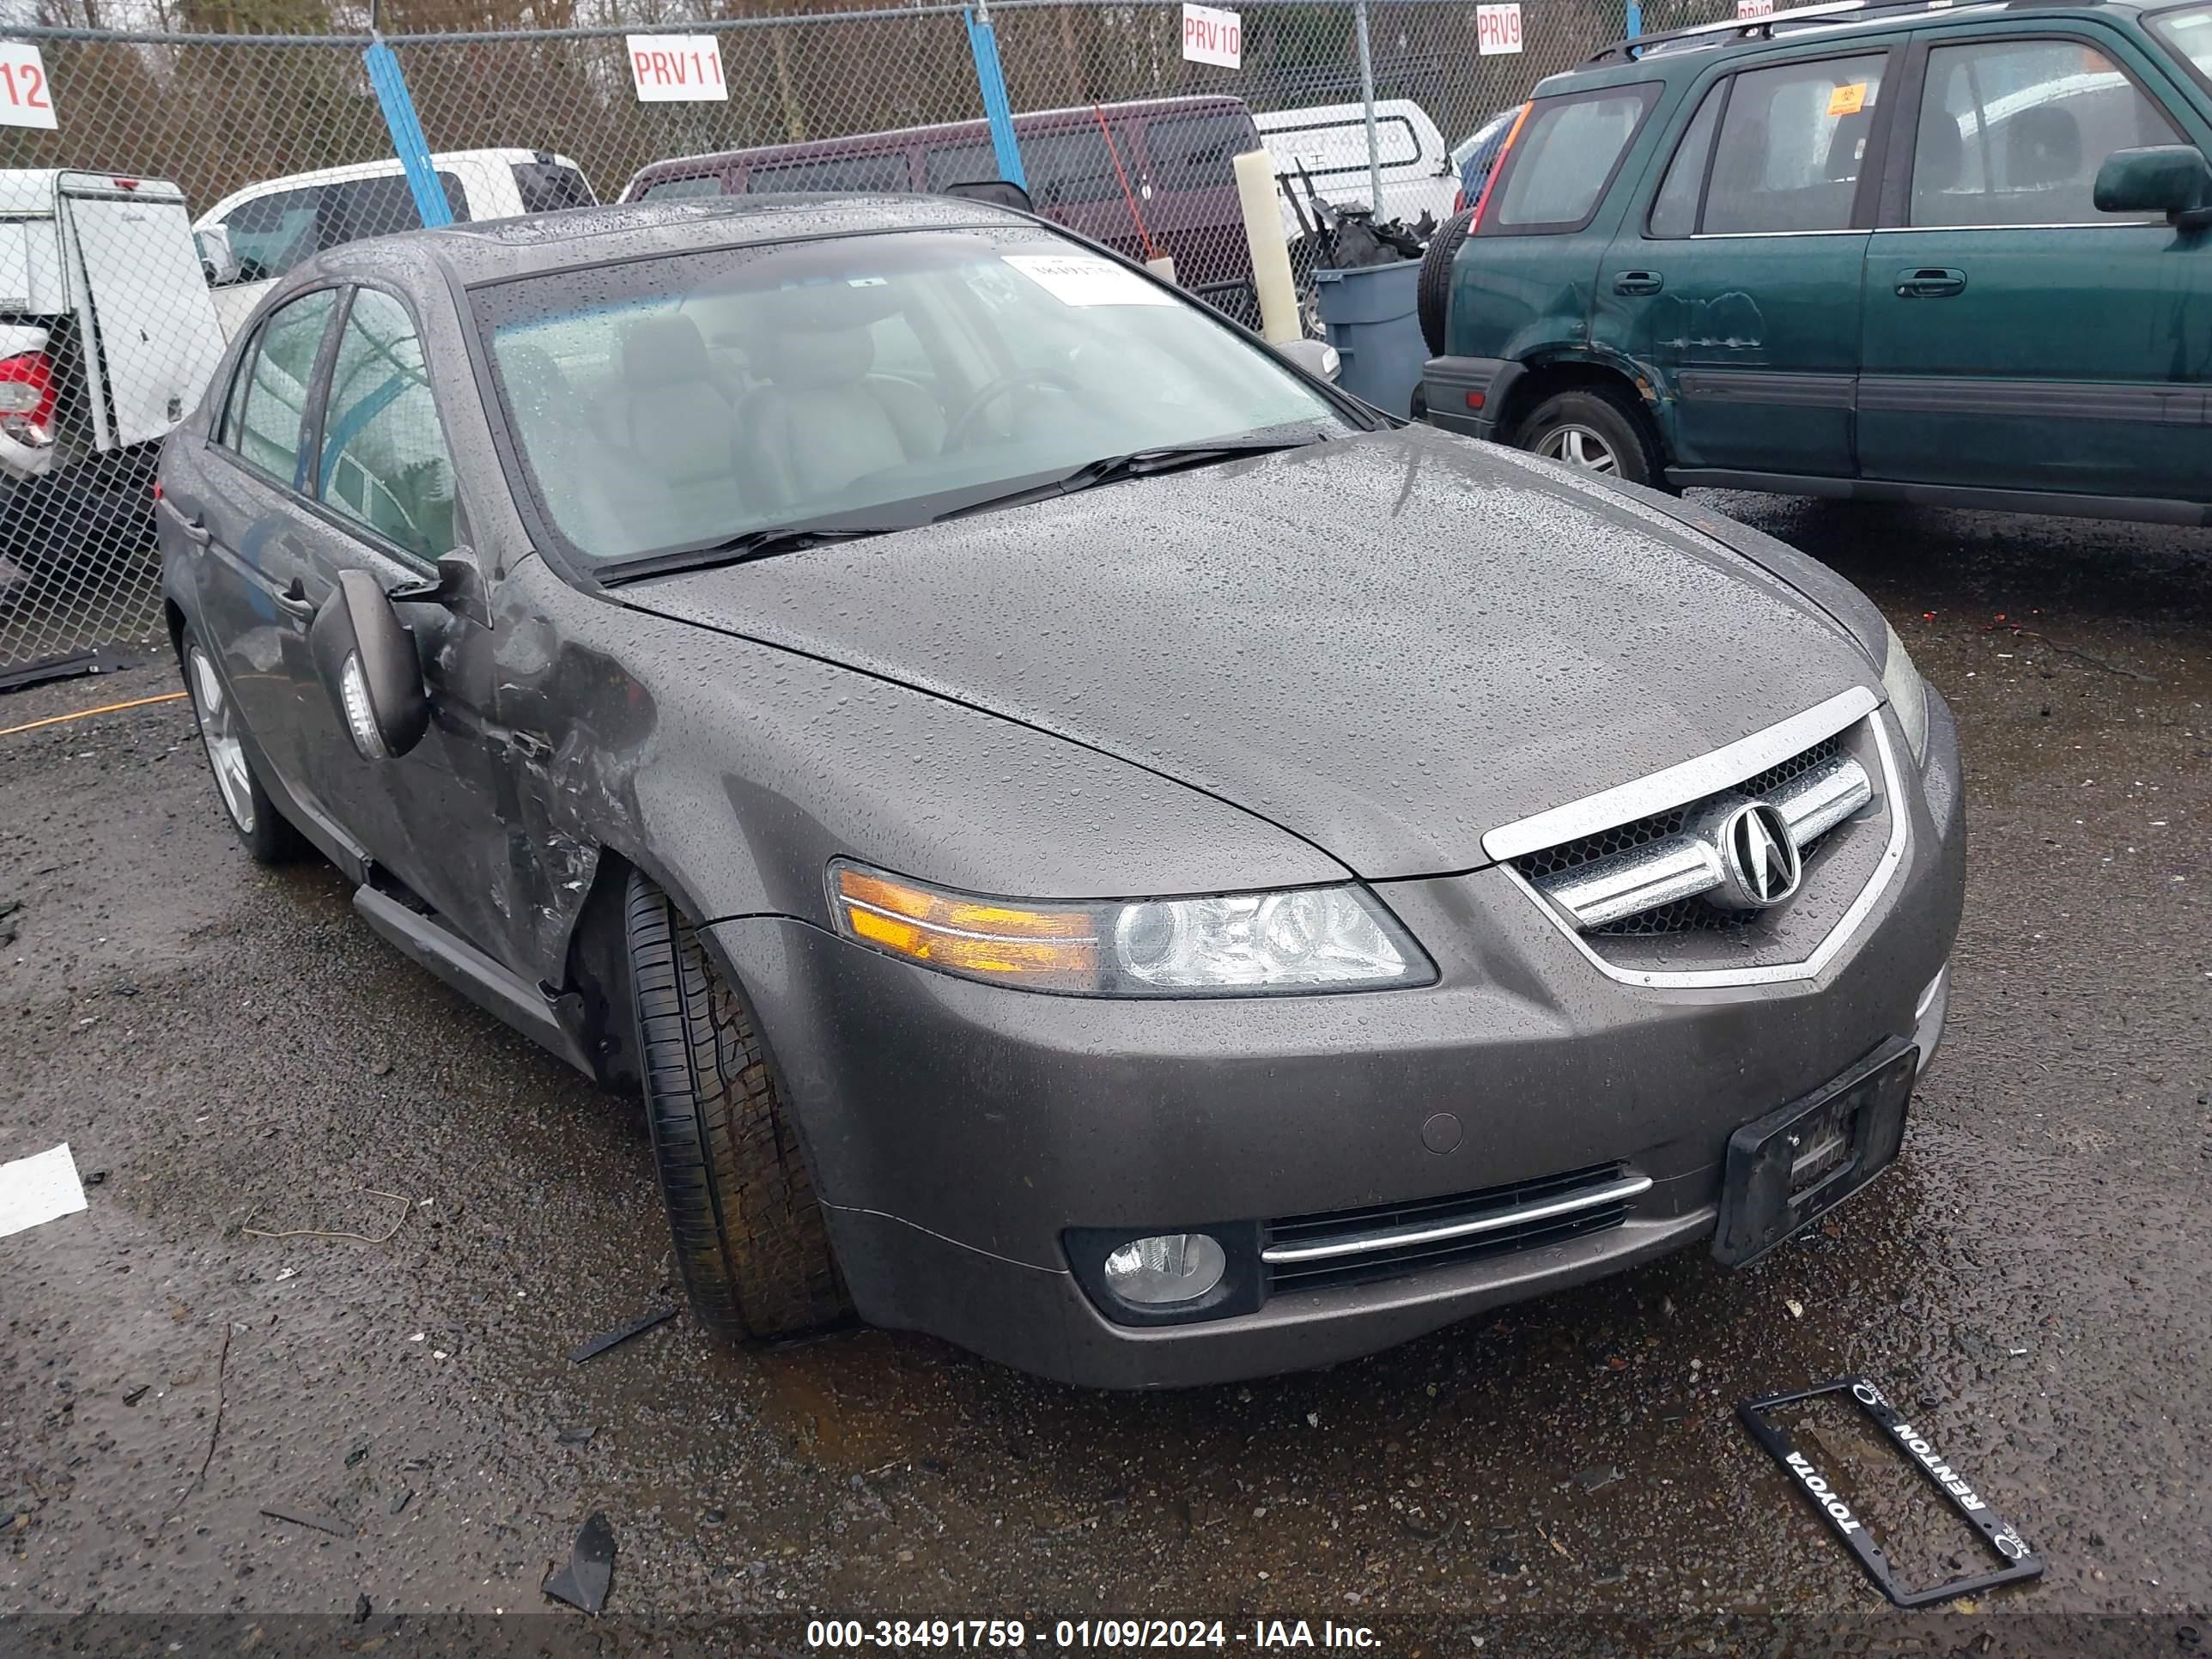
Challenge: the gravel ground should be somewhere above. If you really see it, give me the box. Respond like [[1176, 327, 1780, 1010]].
[[1, 494, 2206, 1655]]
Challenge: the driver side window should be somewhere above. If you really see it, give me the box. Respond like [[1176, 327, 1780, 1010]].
[[315, 289, 461, 563]]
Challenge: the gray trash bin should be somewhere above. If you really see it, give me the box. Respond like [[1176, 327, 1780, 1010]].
[[1314, 260, 1425, 419]]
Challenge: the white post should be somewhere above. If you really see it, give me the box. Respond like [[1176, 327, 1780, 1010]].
[[1353, 0, 1384, 217]]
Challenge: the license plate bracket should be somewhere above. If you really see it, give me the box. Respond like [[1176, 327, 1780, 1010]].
[[1714, 1039, 1916, 1268], [1739, 1376, 2044, 1607]]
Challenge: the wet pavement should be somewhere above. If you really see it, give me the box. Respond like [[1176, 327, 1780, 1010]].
[[1, 495, 2207, 1648]]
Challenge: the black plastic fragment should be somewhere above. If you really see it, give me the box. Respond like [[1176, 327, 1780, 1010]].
[[1739, 1376, 2043, 1608], [543, 1510, 616, 1613], [568, 1307, 677, 1364]]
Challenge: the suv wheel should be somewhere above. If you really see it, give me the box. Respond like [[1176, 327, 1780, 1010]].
[[625, 872, 850, 1341], [179, 630, 304, 865], [1513, 386, 1666, 489]]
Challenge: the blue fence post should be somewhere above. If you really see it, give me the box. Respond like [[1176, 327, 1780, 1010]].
[[963, 3, 1027, 191], [1626, 0, 1644, 37], [364, 37, 453, 229]]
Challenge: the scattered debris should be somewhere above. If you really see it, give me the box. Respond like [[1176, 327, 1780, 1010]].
[[259, 1504, 352, 1538], [241, 1188, 410, 1245], [0, 897, 19, 948], [369, 1060, 393, 1078], [122, 1384, 150, 1407], [390, 1488, 414, 1516], [555, 1425, 596, 1446], [344, 1444, 368, 1469], [273, 1267, 297, 1282], [84, 1170, 107, 1186], [569, 1306, 678, 1365], [0, 1141, 88, 1238], [1785, 1298, 1804, 1319], [1574, 1464, 1624, 1494], [183, 1323, 233, 1504], [542, 1511, 616, 1613], [352, 1594, 371, 1625]]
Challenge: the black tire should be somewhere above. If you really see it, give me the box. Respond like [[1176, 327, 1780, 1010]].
[[1510, 385, 1668, 489], [177, 627, 306, 866], [625, 872, 849, 1340], [1417, 208, 1474, 359]]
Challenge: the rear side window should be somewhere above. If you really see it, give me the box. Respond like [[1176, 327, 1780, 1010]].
[[925, 141, 1003, 190], [1703, 54, 1886, 234], [1026, 127, 1125, 206], [744, 151, 913, 193], [229, 289, 337, 484], [513, 160, 594, 214], [221, 173, 470, 284], [636, 172, 726, 201], [1489, 87, 1656, 231], [1146, 110, 1265, 188], [317, 289, 459, 563], [1649, 82, 1724, 237], [1911, 39, 2180, 226]]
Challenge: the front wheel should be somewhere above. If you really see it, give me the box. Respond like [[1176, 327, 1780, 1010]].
[[625, 872, 850, 1340], [1512, 386, 1667, 489]]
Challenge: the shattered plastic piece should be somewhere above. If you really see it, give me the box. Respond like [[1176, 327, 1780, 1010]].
[[122, 1384, 149, 1407], [259, 1504, 351, 1537], [542, 1511, 616, 1613], [352, 1594, 371, 1624], [568, 1307, 678, 1364], [555, 1425, 596, 1446], [1574, 1464, 1624, 1493]]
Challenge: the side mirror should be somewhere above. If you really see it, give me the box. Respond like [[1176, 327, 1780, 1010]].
[[194, 226, 241, 287], [2094, 145, 2212, 228], [1277, 337, 1343, 382], [308, 568, 428, 760]]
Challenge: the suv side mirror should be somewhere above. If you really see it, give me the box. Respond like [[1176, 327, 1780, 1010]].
[[2094, 145, 2212, 228], [308, 568, 429, 760]]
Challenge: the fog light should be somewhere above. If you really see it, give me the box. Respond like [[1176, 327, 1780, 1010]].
[[1102, 1233, 1226, 1305]]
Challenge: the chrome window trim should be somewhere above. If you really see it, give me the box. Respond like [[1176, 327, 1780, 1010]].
[[1483, 684, 1876, 862], [1875, 221, 2164, 232], [1261, 1172, 1655, 1265], [1498, 704, 1911, 989], [1687, 228, 1871, 239]]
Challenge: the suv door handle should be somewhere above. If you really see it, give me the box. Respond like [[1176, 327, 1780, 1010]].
[[1896, 266, 1966, 298], [1613, 270, 1663, 295], [275, 576, 319, 619]]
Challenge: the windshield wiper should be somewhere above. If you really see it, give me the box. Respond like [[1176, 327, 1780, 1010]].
[[936, 436, 1327, 523], [599, 522, 907, 586]]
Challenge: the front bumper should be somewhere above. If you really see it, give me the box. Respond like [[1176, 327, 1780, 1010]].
[[714, 694, 1964, 1388]]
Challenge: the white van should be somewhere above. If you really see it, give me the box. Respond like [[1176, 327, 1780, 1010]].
[[194, 148, 594, 337], [2, 169, 228, 571], [1255, 100, 1458, 238]]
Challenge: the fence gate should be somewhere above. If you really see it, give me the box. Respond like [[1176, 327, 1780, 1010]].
[[3, 0, 1635, 689]]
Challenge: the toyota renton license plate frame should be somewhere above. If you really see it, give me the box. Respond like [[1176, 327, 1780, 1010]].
[[1739, 1376, 2045, 1607]]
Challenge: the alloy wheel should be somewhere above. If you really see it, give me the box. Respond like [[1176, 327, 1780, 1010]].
[[187, 645, 257, 836], [1535, 423, 1620, 474]]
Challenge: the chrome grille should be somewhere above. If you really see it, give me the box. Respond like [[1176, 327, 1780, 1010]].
[[1262, 1164, 1648, 1295]]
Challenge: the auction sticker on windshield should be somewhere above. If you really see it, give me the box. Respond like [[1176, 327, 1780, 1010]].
[[1002, 254, 1175, 307]]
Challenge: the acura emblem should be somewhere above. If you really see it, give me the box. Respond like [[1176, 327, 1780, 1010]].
[[1712, 800, 1802, 910]]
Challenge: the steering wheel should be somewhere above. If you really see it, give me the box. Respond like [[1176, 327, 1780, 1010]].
[[945, 369, 1079, 451]]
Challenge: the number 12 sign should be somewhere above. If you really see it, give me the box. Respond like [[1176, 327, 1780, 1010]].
[[1, 42, 58, 131]]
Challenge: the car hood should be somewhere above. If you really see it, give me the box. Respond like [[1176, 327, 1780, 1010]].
[[619, 424, 1880, 880]]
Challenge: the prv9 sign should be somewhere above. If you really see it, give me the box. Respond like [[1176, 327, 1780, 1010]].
[[1475, 3, 1524, 55], [627, 34, 728, 102], [1182, 3, 1242, 69]]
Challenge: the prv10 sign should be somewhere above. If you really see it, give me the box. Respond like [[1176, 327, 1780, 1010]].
[[1182, 3, 1242, 69], [627, 34, 727, 102], [1475, 3, 1523, 56], [0, 42, 58, 131], [1737, 0, 1777, 16]]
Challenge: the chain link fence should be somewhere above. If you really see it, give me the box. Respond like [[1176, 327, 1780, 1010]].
[[1, 0, 1665, 687]]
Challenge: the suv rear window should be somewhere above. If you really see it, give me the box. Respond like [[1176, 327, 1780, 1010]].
[[744, 151, 913, 193], [1489, 87, 1656, 231], [513, 160, 594, 214], [1145, 110, 1262, 189], [636, 172, 725, 201]]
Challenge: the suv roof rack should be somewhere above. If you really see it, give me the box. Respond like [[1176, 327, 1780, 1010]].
[[1583, 0, 2079, 64]]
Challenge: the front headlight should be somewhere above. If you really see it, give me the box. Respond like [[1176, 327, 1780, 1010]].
[[829, 860, 1435, 997], [1881, 619, 1929, 764]]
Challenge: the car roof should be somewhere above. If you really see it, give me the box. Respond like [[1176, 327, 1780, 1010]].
[[319, 192, 1038, 289], [1561, 0, 2156, 88]]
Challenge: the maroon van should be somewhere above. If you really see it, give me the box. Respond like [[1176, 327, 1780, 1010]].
[[621, 96, 1263, 327]]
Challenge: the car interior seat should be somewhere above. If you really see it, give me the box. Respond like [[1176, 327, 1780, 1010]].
[[604, 313, 746, 542], [1911, 109, 1969, 221]]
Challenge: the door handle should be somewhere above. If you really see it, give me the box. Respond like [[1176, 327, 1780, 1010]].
[[275, 575, 319, 619], [1613, 270, 1664, 295], [157, 497, 210, 546], [1895, 266, 1966, 298]]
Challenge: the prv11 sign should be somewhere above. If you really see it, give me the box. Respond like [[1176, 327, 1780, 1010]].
[[0, 42, 58, 131], [1182, 3, 1242, 69], [627, 34, 728, 102], [1476, 3, 1523, 56]]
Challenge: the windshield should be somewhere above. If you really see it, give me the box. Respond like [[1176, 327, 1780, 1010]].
[[2154, 5, 2212, 87], [475, 226, 1349, 565]]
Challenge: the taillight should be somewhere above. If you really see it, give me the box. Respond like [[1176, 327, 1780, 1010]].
[[1452, 185, 1468, 214], [0, 350, 57, 447], [1466, 103, 1531, 232]]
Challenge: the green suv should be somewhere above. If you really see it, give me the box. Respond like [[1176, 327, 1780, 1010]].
[[1420, 0, 2212, 521]]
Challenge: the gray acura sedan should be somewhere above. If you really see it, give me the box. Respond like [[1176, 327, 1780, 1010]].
[[158, 196, 1961, 1388]]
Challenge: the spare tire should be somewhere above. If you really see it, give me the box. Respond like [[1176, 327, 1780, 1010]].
[[1417, 208, 1474, 358]]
